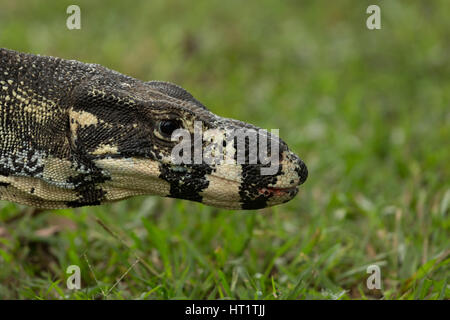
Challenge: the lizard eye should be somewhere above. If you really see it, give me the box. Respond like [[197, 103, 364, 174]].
[[156, 119, 182, 140]]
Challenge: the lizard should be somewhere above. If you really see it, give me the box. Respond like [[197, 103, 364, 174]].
[[0, 48, 307, 210]]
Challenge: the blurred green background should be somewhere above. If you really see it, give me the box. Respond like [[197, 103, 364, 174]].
[[0, 0, 448, 299]]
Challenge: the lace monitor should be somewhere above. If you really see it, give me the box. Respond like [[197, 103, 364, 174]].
[[0, 48, 307, 210]]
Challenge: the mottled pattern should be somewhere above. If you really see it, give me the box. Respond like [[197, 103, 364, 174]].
[[0, 48, 307, 210]]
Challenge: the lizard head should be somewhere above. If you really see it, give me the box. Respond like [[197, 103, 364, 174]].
[[71, 79, 307, 210], [0, 49, 306, 210]]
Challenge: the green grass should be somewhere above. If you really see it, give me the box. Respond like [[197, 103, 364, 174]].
[[0, 0, 449, 299]]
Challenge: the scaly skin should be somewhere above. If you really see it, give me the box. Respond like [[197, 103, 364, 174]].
[[0, 48, 307, 210]]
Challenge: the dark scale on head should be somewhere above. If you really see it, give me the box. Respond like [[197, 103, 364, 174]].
[[239, 163, 280, 209], [64, 154, 111, 206], [159, 163, 212, 203]]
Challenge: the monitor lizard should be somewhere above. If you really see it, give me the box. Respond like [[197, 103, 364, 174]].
[[0, 48, 307, 210]]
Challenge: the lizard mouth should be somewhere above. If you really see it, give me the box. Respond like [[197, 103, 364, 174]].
[[209, 174, 298, 195], [258, 185, 299, 197]]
